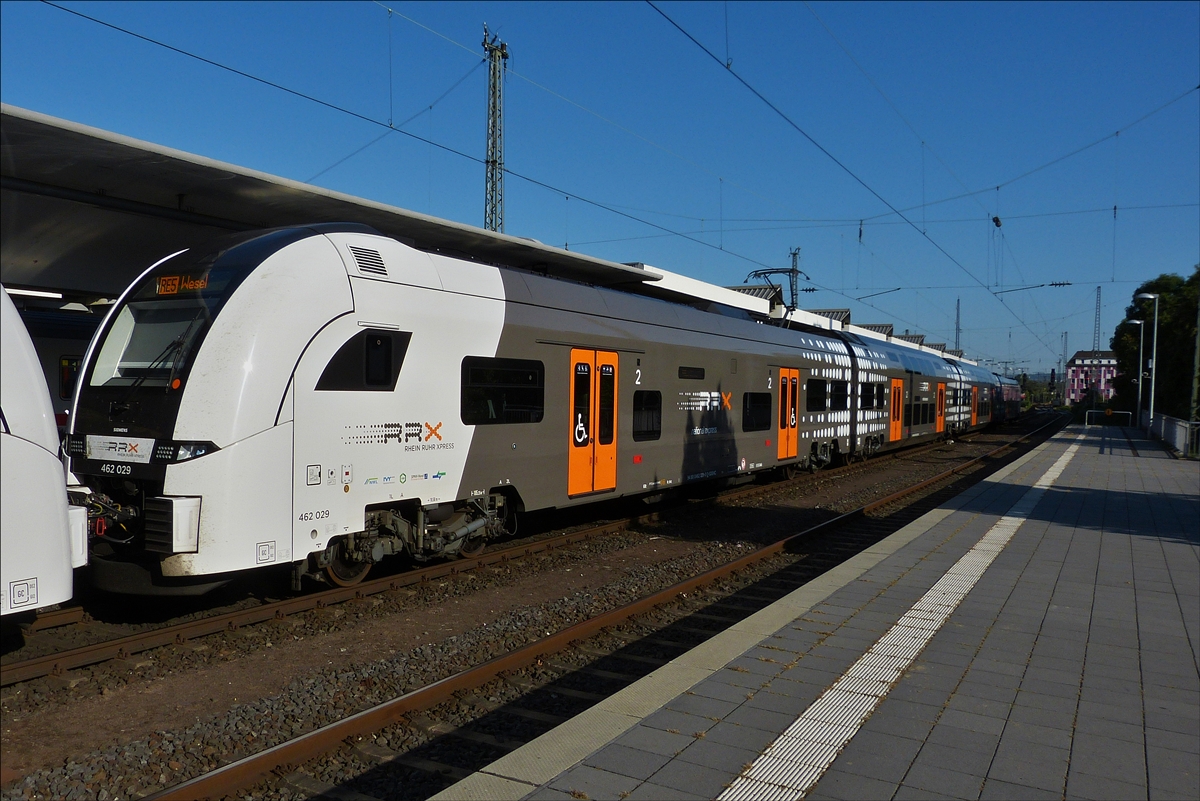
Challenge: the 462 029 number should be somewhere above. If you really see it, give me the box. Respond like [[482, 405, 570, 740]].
[[297, 509, 330, 522]]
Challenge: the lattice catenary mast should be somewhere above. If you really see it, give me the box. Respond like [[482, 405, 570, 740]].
[[483, 25, 508, 233]]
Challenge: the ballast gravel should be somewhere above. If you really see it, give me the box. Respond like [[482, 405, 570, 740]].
[[2, 538, 764, 801]]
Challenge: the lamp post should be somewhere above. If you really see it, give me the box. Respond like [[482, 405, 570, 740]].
[[1135, 293, 1159, 432], [1130, 320, 1144, 428]]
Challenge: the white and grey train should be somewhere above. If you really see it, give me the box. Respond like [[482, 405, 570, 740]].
[[1, 287, 87, 615], [65, 224, 1019, 594]]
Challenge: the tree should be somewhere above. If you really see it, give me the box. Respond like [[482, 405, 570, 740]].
[[1111, 266, 1199, 420]]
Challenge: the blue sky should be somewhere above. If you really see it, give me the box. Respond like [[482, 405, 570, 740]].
[[2, 1, 1197, 373]]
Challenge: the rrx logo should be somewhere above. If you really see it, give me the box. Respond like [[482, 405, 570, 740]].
[[376, 422, 443, 444]]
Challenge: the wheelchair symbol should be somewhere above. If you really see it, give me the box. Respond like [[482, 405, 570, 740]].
[[574, 414, 588, 444]]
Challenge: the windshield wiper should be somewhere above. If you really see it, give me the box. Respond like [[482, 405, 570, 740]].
[[112, 337, 184, 413], [115, 308, 205, 406], [164, 312, 204, 393]]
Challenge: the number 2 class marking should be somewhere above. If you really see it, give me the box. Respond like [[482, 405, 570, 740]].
[[768, 375, 773, 389], [635, 368, 642, 385]]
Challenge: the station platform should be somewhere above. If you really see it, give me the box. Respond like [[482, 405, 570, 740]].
[[435, 424, 1199, 801]]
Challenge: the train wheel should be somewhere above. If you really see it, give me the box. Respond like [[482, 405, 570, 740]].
[[324, 540, 371, 586], [458, 535, 487, 558]]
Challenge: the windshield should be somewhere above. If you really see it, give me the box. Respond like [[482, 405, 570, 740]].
[[88, 259, 252, 388], [89, 299, 207, 387], [84, 227, 341, 393]]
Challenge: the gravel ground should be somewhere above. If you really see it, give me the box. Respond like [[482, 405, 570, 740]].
[[2, 537, 764, 801]]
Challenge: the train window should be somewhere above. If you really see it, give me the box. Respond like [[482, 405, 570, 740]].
[[59, 356, 82, 400], [678, 366, 706, 380], [598, 365, 615, 445], [90, 302, 206, 387], [364, 334, 392, 386], [791, 375, 798, 427], [779, 377, 789, 429], [806, 379, 827, 412], [859, 383, 874, 410], [923, 403, 934, 425], [461, 356, 545, 425], [742, 392, 772, 432], [632, 390, 662, 441], [572, 362, 590, 444], [904, 403, 913, 427], [877, 384, 887, 409], [317, 329, 411, 392], [830, 381, 849, 411]]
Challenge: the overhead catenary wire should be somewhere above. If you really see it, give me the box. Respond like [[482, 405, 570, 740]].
[[851, 84, 1200, 226], [569, 202, 1200, 242], [36, 1, 1183, 360], [802, 0, 996, 226], [42, 0, 968, 347], [382, 0, 1123, 282], [38, 0, 786, 276], [648, 1, 1060, 358], [371, 0, 811, 221], [307, 58, 485, 182]]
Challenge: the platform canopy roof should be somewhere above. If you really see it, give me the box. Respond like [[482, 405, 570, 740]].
[[0, 104, 659, 297]]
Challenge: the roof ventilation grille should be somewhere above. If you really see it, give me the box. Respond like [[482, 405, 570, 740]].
[[348, 245, 387, 277]]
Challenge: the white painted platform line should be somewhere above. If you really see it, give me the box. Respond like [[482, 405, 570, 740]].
[[720, 436, 1083, 801]]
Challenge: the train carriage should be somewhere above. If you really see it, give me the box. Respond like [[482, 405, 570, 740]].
[[1, 287, 87, 615], [67, 225, 1005, 593]]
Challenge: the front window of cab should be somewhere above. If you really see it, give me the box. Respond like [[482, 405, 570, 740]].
[[91, 300, 207, 386], [88, 264, 250, 388], [83, 226, 337, 392]]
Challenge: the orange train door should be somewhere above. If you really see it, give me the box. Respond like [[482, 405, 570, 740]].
[[568, 349, 618, 497], [776, 367, 799, 460], [970, 386, 979, 426], [936, 383, 946, 433], [889, 378, 904, 441]]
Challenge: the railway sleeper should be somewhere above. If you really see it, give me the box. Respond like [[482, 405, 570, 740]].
[[383, 752, 473, 780], [443, 728, 525, 752], [578, 650, 669, 669], [543, 658, 644, 683], [405, 713, 456, 738], [495, 705, 569, 725], [280, 769, 381, 801]]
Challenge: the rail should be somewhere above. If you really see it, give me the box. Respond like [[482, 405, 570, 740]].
[[0, 433, 969, 687]]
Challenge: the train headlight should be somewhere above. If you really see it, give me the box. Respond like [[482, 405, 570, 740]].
[[175, 441, 218, 462]]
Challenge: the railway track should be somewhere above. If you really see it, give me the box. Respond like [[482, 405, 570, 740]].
[[143, 414, 1066, 800], [1, 427, 997, 688]]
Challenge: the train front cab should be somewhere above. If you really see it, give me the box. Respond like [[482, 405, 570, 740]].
[[67, 227, 374, 592], [1, 287, 87, 615]]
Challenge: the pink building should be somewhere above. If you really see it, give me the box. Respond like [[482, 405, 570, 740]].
[[1066, 350, 1118, 403]]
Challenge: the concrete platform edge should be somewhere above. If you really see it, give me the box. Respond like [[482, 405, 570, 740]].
[[430, 430, 1065, 801]]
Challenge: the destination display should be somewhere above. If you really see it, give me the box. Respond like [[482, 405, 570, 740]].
[[156, 273, 210, 295]]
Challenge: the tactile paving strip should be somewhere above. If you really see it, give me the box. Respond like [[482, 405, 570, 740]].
[[720, 435, 1084, 800]]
